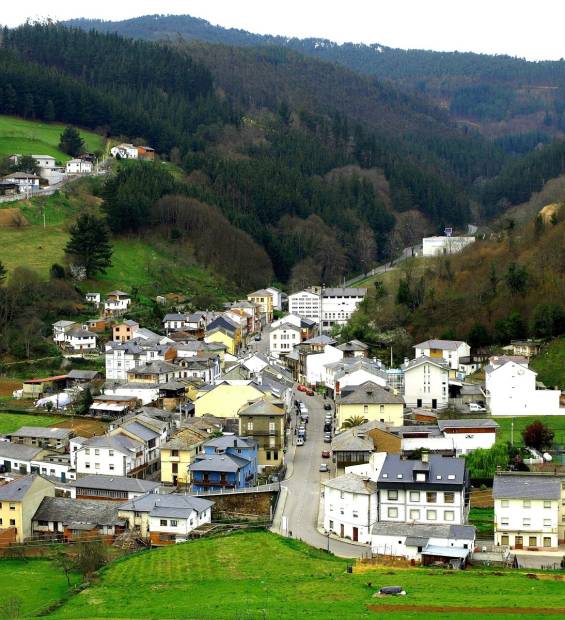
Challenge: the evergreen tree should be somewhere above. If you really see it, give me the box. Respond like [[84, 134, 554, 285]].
[[3, 84, 17, 114], [59, 126, 84, 157], [64, 213, 112, 278], [44, 99, 55, 121]]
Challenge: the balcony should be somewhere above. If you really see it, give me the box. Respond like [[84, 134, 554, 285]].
[[194, 479, 236, 489]]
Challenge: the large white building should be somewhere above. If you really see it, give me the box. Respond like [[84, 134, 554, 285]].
[[269, 323, 301, 356], [288, 287, 367, 332], [413, 339, 471, 371], [377, 454, 468, 526], [422, 236, 475, 257], [105, 339, 176, 381], [70, 434, 145, 476], [493, 473, 561, 550], [403, 356, 449, 410], [304, 344, 343, 385], [322, 473, 378, 543], [324, 358, 388, 397], [485, 356, 561, 416]]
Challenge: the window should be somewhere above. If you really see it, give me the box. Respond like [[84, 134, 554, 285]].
[[109, 464, 115, 471], [9, 519, 15, 526], [543, 519, 551, 526], [426, 510, 437, 520], [543, 500, 551, 509], [9, 504, 15, 511], [523, 518, 531, 527], [94, 449, 100, 456], [387, 490, 398, 501], [340, 492, 345, 500], [409, 491, 420, 502], [85, 449, 90, 455], [85, 462, 91, 469], [363, 405, 368, 415], [247, 422, 253, 431], [523, 500, 531, 508], [501, 499, 509, 508], [109, 450, 114, 457], [160, 520, 168, 526], [444, 511, 455, 521], [444, 492, 455, 504], [409, 509, 420, 520], [170, 520, 178, 527], [543, 537, 552, 547], [387, 507, 398, 518], [426, 492, 437, 503], [352, 511, 358, 518], [501, 534, 509, 545], [528, 536, 537, 547], [501, 517, 509, 526]]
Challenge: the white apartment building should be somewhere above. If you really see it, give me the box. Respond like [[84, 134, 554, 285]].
[[66, 159, 93, 174], [70, 434, 144, 477], [413, 339, 471, 371], [403, 357, 449, 409], [289, 287, 367, 333], [493, 473, 561, 550], [322, 473, 378, 543], [324, 358, 388, 397], [65, 328, 97, 352], [269, 323, 301, 355], [304, 344, 343, 385], [377, 454, 468, 526], [52, 320, 77, 345], [485, 357, 561, 416], [105, 339, 175, 381]]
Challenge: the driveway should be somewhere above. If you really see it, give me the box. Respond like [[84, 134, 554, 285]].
[[280, 391, 369, 559]]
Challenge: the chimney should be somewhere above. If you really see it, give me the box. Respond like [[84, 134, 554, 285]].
[[421, 451, 429, 464], [233, 439, 237, 447]]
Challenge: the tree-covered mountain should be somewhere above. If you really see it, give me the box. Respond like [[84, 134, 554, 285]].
[[65, 14, 565, 137]]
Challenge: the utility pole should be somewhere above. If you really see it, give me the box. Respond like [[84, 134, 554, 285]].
[[390, 346, 393, 368], [511, 418, 514, 447]]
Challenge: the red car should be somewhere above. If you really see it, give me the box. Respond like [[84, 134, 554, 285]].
[[306, 388, 315, 396], [297, 385, 307, 392], [321, 450, 330, 458]]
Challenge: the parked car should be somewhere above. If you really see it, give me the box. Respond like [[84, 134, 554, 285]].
[[323, 423, 332, 433], [301, 414, 309, 423], [321, 450, 330, 458], [469, 402, 486, 412], [323, 403, 332, 411], [297, 385, 307, 392], [306, 388, 314, 396], [254, 334, 261, 341], [323, 434, 332, 443], [299, 404, 308, 414], [296, 436, 305, 446], [319, 463, 329, 472]]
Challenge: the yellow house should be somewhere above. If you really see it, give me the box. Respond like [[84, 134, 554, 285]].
[[247, 290, 273, 324], [238, 398, 286, 470], [205, 327, 239, 356], [0, 475, 55, 542], [194, 383, 265, 418], [160, 426, 209, 487], [336, 381, 404, 429]]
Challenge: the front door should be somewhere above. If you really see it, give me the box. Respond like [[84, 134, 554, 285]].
[[417, 399, 422, 408], [514, 536, 523, 549], [3, 460, 11, 473], [340, 524, 344, 538], [432, 399, 437, 409], [353, 527, 359, 542]]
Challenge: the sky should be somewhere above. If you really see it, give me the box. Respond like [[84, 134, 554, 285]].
[[2, 0, 565, 61]]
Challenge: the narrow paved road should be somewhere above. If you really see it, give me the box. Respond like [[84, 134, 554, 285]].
[[281, 391, 369, 559]]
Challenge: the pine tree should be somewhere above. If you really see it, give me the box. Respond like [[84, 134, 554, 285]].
[[44, 99, 55, 122], [64, 213, 112, 278], [59, 126, 84, 157]]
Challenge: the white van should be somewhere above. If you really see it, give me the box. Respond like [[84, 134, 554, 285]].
[[469, 403, 486, 412]]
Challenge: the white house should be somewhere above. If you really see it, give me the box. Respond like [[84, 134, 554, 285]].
[[377, 453, 468, 526], [9, 154, 55, 169], [493, 473, 561, 550], [403, 356, 449, 410], [118, 493, 213, 545], [3, 172, 41, 193], [485, 356, 561, 416], [66, 159, 93, 174], [70, 434, 144, 476], [104, 291, 131, 316], [269, 323, 301, 355], [265, 287, 284, 311], [103, 382, 160, 406], [85, 292, 101, 306], [422, 236, 475, 257], [371, 522, 475, 563], [52, 320, 77, 345], [110, 143, 139, 159], [324, 358, 388, 397], [64, 328, 97, 352], [105, 339, 176, 381], [413, 340, 471, 371], [288, 289, 321, 322], [304, 344, 343, 386], [322, 473, 378, 543]]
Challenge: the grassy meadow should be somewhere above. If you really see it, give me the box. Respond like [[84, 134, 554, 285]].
[[45, 531, 565, 620], [494, 415, 565, 447], [530, 336, 565, 390], [0, 412, 65, 434], [0, 115, 105, 160]]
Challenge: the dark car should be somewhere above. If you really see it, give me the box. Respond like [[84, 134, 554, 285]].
[[323, 422, 332, 433], [323, 403, 332, 411]]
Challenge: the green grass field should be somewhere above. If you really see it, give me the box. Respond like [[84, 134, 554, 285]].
[[0, 559, 79, 618], [0, 412, 65, 434], [0, 115, 105, 161], [494, 415, 565, 447], [530, 337, 565, 390], [468, 507, 494, 537], [48, 531, 565, 620]]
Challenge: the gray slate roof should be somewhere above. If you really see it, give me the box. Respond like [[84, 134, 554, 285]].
[[67, 369, 101, 380], [493, 474, 561, 500], [378, 454, 466, 486], [323, 473, 377, 495], [203, 435, 256, 451], [337, 340, 369, 352], [0, 474, 43, 500], [372, 522, 475, 540], [120, 492, 213, 517], [0, 443, 43, 460], [189, 453, 250, 473], [33, 496, 121, 526], [303, 335, 337, 346], [438, 419, 498, 431], [322, 288, 367, 297], [338, 381, 404, 405], [81, 434, 142, 454], [7, 426, 71, 440], [71, 475, 160, 493], [331, 432, 374, 453], [120, 421, 160, 442], [414, 339, 466, 351], [403, 356, 450, 371]]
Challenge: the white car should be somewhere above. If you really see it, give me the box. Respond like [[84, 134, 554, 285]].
[[469, 403, 486, 412], [296, 436, 305, 446]]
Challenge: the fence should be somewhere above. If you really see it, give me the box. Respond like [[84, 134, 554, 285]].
[[191, 483, 280, 497]]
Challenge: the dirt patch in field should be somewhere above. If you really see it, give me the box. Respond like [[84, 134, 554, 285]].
[[0, 208, 28, 227], [470, 488, 493, 507], [368, 605, 565, 615], [0, 379, 21, 397], [52, 417, 107, 437]]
